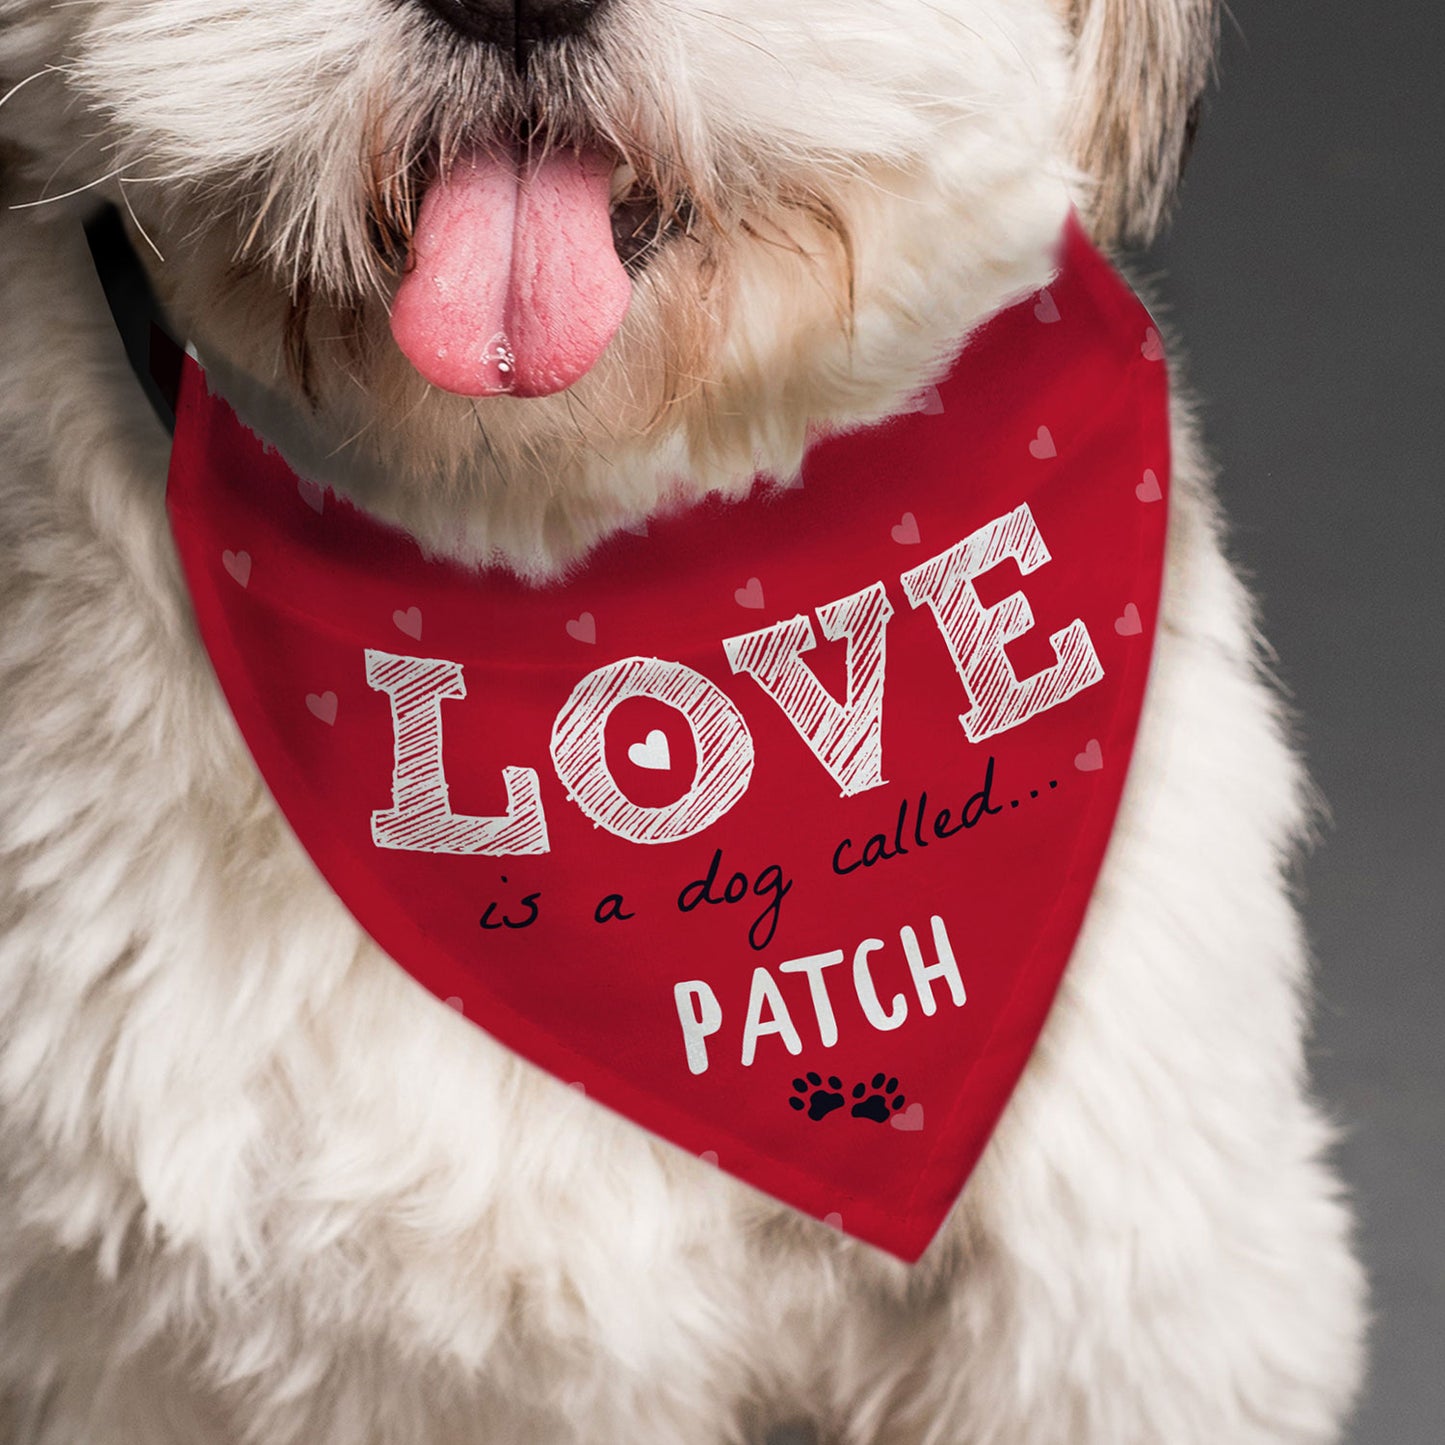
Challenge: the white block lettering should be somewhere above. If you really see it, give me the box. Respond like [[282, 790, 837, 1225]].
[[900, 503, 1102, 741], [675, 981, 723, 1076], [551, 656, 754, 844], [723, 581, 892, 797], [366, 649, 549, 855], [852, 938, 909, 1031], [778, 949, 846, 1047], [741, 967, 803, 1065], [903, 915, 966, 1015]]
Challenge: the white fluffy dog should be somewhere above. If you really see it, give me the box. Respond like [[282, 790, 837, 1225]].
[[0, 0, 1368, 1441]]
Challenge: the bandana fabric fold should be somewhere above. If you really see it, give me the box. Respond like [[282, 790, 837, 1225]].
[[165, 216, 1169, 1261]]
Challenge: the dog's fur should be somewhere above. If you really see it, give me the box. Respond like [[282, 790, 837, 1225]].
[[0, 1, 1368, 1441]]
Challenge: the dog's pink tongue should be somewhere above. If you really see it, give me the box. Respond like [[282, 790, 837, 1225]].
[[390, 146, 631, 397]]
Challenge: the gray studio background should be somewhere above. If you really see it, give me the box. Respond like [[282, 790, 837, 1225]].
[[1142, 3, 1443, 1440]]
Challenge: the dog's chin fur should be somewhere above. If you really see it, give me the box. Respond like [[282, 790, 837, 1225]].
[[0, 0, 1367, 1441], [17, 0, 1083, 575]]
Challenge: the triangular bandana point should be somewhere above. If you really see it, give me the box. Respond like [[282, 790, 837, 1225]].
[[166, 217, 1169, 1262]]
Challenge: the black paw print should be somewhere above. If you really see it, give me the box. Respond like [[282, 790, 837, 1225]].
[[850, 1074, 906, 1122], [789, 1073, 845, 1120]]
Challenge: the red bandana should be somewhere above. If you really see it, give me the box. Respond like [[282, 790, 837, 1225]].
[[166, 217, 1169, 1261]]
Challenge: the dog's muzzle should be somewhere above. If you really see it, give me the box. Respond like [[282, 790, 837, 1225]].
[[409, 0, 608, 56]]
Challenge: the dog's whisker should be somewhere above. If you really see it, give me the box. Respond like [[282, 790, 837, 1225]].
[[116, 179, 165, 263], [0, 64, 66, 114], [686, 7, 784, 66], [466, 402, 505, 484], [323, 403, 390, 459], [560, 392, 617, 470], [8, 166, 128, 211], [560, 389, 618, 445]]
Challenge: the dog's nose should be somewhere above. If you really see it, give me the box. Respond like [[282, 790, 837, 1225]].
[[411, 0, 607, 53]]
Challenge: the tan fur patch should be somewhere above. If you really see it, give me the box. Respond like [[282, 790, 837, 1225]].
[[1065, 0, 1219, 243]]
